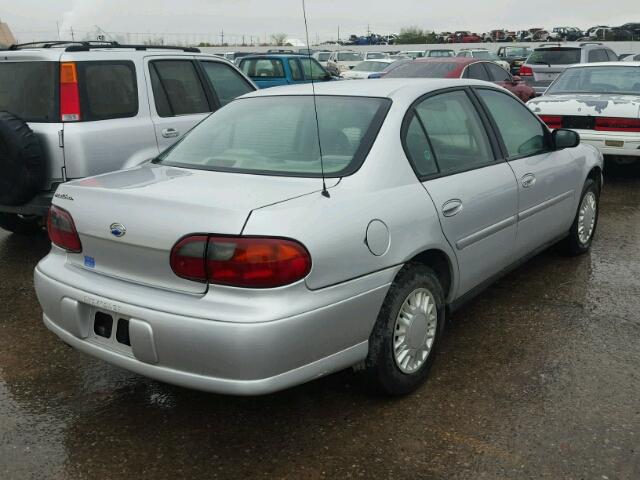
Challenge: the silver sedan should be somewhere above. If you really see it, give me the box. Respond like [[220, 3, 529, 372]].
[[35, 79, 603, 396]]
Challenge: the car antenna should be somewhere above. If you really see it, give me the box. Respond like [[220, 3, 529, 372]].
[[301, 0, 330, 198]]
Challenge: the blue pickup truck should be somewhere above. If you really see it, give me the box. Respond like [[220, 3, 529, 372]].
[[238, 54, 335, 89]]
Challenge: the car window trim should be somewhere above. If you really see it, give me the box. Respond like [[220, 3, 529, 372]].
[[199, 59, 257, 99], [400, 86, 504, 182], [193, 59, 222, 111], [149, 59, 212, 118], [76, 60, 139, 121], [470, 86, 553, 161]]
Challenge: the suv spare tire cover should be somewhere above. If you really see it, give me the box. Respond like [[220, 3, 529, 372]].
[[0, 111, 46, 206]]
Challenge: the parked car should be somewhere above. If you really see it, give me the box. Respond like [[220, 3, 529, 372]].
[[425, 49, 455, 58], [0, 41, 256, 234], [224, 51, 255, 65], [399, 50, 426, 59], [457, 48, 511, 71], [519, 43, 619, 95], [483, 30, 515, 42], [497, 46, 533, 75], [367, 58, 414, 79], [528, 62, 640, 166], [340, 59, 395, 79], [549, 27, 583, 41], [312, 51, 331, 67], [623, 53, 640, 62], [239, 54, 333, 89], [326, 50, 364, 76], [447, 31, 482, 43], [383, 58, 536, 101], [363, 51, 389, 60], [522, 28, 551, 42], [35, 78, 602, 396]]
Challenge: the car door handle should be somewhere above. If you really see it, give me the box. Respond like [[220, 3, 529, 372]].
[[442, 199, 463, 217], [161, 128, 180, 138], [521, 174, 536, 188]]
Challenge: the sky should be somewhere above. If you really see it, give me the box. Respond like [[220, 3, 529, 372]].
[[1, 0, 637, 45]]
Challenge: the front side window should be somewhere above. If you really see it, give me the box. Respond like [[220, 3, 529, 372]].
[[150, 60, 209, 117], [155, 96, 390, 177], [199, 61, 253, 107], [0, 62, 57, 122], [240, 59, 285, 78], [588, 49, 608, 63], [411, 90, 494, 175], [546, 66, 640, 95], [477, 89, 547, 158]]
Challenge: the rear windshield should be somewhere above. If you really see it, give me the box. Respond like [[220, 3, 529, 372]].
[[547, 66, 640, 95], [385, 61, 458, 78], [427, 50, 454, 57], [527, 48, 581, 65], [155, 95, 390, 177], [337, 53, 363, 62], [366, 52, 387, 59], [0, 62, 58, 122]]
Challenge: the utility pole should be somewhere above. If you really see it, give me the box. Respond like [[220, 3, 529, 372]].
[[337, 26, 340, 43], [70, 26, 75, 41], [220, 28, 224, 45], [56, 21, 60, 40]]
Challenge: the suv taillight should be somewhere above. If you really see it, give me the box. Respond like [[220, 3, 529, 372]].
[[47, 205, 82, 252], [170, 235, 312, 288], [519, 65, 533, 76], [60, 62, 81, 122]]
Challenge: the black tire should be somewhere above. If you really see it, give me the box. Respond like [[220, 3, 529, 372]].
[[0, 213, 43, 235], [364, 264, 445, 396], [0, 111, 46, 206], [564, 178, 599, 255]]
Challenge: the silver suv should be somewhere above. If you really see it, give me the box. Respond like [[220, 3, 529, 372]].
[[0, 41, 255, 233], [520, 42, 619, 94]]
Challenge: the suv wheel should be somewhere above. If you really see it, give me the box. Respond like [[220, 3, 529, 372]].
[[364, 264, 445, 395], [564, 179, 599, 255], [0, 213, 43, 235]]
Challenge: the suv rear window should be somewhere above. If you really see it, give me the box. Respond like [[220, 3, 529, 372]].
[[78, 61, 138, 121], [0, 62, 58, 122], [155, 95, 391, 177], [527, 48, 581, 65]]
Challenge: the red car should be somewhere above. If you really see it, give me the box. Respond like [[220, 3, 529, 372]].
[[447, 31, 482, 43], [382, 58, 536, 102]]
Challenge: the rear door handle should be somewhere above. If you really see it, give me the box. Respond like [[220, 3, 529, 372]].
[[161, 128, 180, 138], [442, 199, 463, 217], [521, 174, 536, 188]]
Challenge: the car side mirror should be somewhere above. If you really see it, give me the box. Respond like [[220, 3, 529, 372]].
[[553, 129, 580, 150]]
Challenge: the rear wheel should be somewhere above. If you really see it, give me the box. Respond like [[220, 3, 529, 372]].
[[564, 179, 599, 255], [363, 264, 445, 395], [0, 213, 43, 235]]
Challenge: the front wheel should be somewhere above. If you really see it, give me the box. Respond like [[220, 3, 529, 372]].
[[564, 179, 599, 255], [363, 264, 445, 395]]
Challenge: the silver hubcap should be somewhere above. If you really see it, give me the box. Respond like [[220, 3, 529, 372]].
[[578, 191, 597, 245], [393, 288, 438, 374]]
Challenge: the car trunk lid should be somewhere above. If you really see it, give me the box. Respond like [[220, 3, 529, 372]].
[[54, 164, 330, 294]]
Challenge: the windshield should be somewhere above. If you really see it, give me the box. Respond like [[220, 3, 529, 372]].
[[504, 47, 531, 57], [353, 61, 391, 72], [0, 62, 58, 122], [547, 66, 640, 95], [337, 52, 363, 61], [155, 96, 390, 177], [528, 48, 580, 65], [472, 51, 499, 60], [365, 52, 387, 59], [385, 61, 458, 78]]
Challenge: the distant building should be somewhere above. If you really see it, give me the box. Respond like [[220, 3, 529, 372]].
[[0, 19, 16, 47]]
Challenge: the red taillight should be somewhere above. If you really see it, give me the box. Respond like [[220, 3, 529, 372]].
[[539, 115, 563, 130], [170, 235, 312, 288], [595, 117, 640, 132], [47, 205, 82, 253], [60, 62, 81, 122], [519, 65, 533, 76]]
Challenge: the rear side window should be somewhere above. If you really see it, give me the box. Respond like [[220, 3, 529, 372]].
[[477, 89, 547, 158], [78, 61, 138, 121], [0, 62, 57, 122], [485, 63, 511, 82], [150, 60, 209, 117], [403, 115, 438, 176], [463, 63, 490, 81], [528, 48, 581, 65], [288, 59, 303, 80], [300, 57, 327, 80], [199, 61, 254, 107], [240, 59, 285, 78], [410, 90, 494, 175], [588, 49, 609, 63]]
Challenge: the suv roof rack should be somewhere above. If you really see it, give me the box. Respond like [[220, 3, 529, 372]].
[[579, 42, 603, 46], [7, 40, 201, 53]]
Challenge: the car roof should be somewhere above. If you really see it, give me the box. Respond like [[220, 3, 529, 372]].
[[360, 59, 395, 63], [0, 47, 226, 62], [239, 54, 308, 60], [566, 61, 640, 69], [241, 78, 496, 100]]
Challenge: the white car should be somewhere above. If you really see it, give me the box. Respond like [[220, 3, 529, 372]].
[[363, 51, 389, 60], [623, 53, 640, 62], [528, 62, 640, 165], [326, 51, 364, 75], [340, 59, 396, 79], [457, 49, 510, 71], [312, 51, 331, 68]]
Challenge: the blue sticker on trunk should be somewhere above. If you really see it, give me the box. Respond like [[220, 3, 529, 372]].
[[84, 256, 96, 268]]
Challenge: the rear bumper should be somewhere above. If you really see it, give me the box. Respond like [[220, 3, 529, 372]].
[[574, 130, 640, 157], [34, 253, 397, 395]]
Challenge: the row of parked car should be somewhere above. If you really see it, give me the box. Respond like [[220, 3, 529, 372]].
[[0, 39, 637, 397]]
